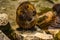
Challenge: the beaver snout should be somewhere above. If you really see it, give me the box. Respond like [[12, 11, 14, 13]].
[[27, 17, 32, 21], [19, 14, 32, 21]]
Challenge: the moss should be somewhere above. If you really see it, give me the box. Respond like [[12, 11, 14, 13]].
[[54, 31, 60, 40], [55, 0, 58, 1], [11, 0, 17, 1], [37, 7, 52, 15], [38, 15, 47, 23]]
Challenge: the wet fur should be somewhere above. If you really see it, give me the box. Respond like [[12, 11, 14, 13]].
[[16, 1, 36, 29]]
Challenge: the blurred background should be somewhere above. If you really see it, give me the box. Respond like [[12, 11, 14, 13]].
[[0, 0, 60, 28], [0, 0, 60, 40]]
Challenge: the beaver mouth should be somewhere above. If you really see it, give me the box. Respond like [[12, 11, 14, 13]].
[[26, 17, 35, 24]]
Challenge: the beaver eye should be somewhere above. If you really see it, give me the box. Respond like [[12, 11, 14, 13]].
[[25, 5, 29, 9], [27, 5, 29, 8], [33, 11, 36, 16]]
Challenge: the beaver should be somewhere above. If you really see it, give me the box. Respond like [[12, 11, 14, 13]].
[[48, 4, 60, 29], [36, 11, 55, 29], [16, 1, 36, 29], [52, 4, 60, 16]]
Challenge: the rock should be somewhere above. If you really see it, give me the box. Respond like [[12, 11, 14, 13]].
[[0, 30, 10, 40], [15, 31, 53, 40], [0, 13, 8, 26]]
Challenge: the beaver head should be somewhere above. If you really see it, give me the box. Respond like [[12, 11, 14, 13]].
[[16, 1, 36, 21], [16, 1, 36, 29], [52, 4, 60, 16]]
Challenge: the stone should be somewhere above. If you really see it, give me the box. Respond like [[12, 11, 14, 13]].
[[0, 13, 8, 26], [14, 30, 53, 40], [0, 30, 10, 40]]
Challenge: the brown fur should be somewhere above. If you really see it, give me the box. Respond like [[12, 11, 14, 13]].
[[36, 11, 56, 29], [16, 1, 36, 29]]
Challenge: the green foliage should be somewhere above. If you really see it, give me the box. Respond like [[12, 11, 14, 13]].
[[38, 7, 52, 15], [29, 0, 39, 3], [55, 0, 58, 1], [54, 31, 60, 40], [38, 15, 47, 23]]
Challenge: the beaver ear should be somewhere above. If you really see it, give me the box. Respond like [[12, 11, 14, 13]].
[[52, 4, 60, 14]]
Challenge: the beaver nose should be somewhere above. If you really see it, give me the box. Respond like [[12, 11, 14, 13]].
[[28, 18, 32, 21]]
